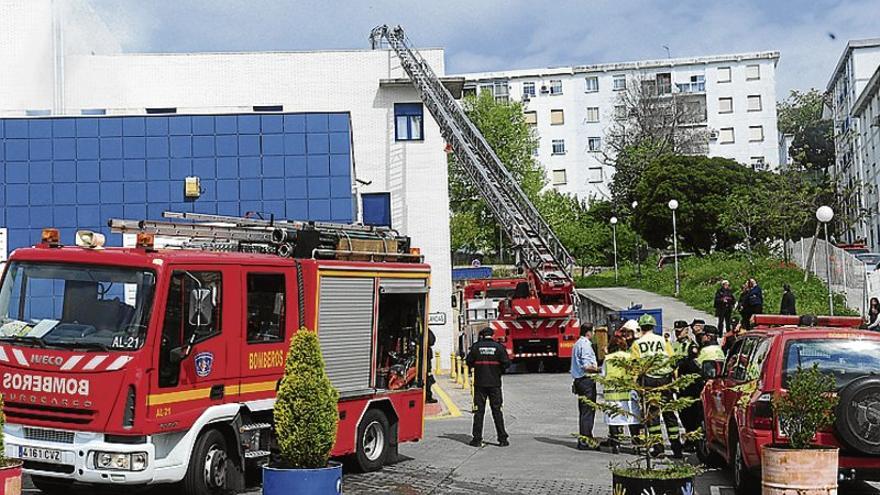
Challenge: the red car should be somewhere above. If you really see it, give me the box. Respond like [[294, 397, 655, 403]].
[[699, 314, 880, 493]]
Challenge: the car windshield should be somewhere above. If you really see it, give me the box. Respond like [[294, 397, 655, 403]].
[[783, 339, 880, 389], [0, 261, 156, 351]]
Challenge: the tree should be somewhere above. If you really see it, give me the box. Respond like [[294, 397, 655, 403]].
[[777, 89, 834, 174], [605, 74, 710, 205], [449, 91, 545, 255], [632, 155, 752, 254]]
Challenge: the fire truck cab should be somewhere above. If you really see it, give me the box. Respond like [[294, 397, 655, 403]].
[[0, 228, 430, 494]]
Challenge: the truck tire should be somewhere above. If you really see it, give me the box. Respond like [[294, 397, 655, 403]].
[[835, 376, 880, 455], [729, 427, 759, 495], [354, 409, 390, 472], [696, 427, 724, 468], [31, 476, 73, 495], [182, 429, 230, 495]]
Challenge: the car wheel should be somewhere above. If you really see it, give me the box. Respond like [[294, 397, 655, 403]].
[[354, 409, 390, 472], [696, 433, 724, 468], [731, 432, 759, 495], [182, 429, 229, 495], [835, 376, 880, 455]]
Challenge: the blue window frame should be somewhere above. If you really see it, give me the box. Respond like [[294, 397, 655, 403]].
[[394, 103, 423, 142], [362, 192, 391, 228]]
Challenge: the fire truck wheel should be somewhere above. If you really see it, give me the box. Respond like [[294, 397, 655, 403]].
[[183, 428, 229, 495], [30, 476, 73, 495], [354, 409, 390, 472]]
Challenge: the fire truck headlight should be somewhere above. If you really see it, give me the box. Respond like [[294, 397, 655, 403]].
[[93, 451, 148, 471]]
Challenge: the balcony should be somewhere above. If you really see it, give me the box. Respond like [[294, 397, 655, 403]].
[[676, 82, 706, 93]]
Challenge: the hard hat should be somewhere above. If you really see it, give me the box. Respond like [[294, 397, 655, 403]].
[[638, 314, 657, 328], [621, 319, 639, 331]]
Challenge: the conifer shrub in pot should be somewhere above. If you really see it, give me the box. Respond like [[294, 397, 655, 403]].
[[264, 328, 340, 495], [0, 395, 23, 495], [762, 364, 839, 495], [583, 352, 702, 495]]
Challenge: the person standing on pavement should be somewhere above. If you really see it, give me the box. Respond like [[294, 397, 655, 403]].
[[689, 319, 705, 343], [714, 280, 736, 333], [677, 322, 707, 452], [746, 278, 764, 326], [696, 326, 725, 366], [780, 284, 797, 315], [672, 320, 697, 361], [868, 298, 880, 330], [571, 322, 600, 450], [620, 319, 639, 350], [631, 314, 684, 459], [600, 335, 639, 454], [425, 328, 438, 404], [466, 327, 510, 447]]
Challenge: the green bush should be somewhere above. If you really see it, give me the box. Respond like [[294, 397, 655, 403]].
[[576, 253, 855, 317], [273, 328, 339, 469], [773, 364, 838, 450]]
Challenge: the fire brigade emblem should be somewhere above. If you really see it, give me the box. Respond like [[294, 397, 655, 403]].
[[194, 352, 214, 378]]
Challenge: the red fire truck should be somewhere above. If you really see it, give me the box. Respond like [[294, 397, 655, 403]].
[[0, 216, 431, 494], [457, 278, 518, 350]]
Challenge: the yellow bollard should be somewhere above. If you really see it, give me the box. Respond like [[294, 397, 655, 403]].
[[462, 364, 470, 390], [434, 351, 441, 376], [449, 354, 457, 381], [456, 356, 464, 386]]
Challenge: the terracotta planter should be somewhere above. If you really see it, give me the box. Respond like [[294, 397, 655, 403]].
[[761, 445, 838, 495], [612, 472, 696, 495], [0, 461, 22, 495]]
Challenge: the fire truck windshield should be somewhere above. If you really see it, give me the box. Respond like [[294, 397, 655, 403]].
[[0, 262, 156, 351]]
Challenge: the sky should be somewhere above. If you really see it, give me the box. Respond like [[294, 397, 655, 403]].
[[86, 0, 880, 99]]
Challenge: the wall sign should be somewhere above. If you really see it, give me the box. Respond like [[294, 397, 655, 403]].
[[428, 312, 447, 326]]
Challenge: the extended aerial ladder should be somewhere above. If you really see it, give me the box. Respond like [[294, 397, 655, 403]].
[[370, 25, 581, 362], [370, 25, 579, 310]]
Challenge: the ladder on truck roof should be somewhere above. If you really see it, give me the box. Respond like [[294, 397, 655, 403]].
[[370, 25, 578, 302], [108, 211, 421, 262]]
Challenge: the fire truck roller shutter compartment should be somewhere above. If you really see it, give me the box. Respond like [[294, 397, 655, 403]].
[[317, 277, 375, 396], [375, 278, 426, 391], [379, 278, 428, 294]]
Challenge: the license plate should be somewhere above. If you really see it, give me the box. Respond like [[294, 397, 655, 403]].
[[18, 446, 62, 463]]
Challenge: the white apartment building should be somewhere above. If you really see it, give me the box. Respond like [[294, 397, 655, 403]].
[[457, 52, 781, 201], [0, 0, 459, 364], [827, 38, 880, 247]]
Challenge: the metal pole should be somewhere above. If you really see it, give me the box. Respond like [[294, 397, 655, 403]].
[[673, 210, 680, 297], [612, 224, 619, 283], [636, 237, 642, 281], [825, 223, 834, 316]]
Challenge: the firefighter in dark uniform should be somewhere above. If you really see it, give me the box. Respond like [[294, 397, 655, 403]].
[[466, 326, 511, 447]]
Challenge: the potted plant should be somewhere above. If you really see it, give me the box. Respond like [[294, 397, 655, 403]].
[[264, 328, 341, 494], [0, 395, 22, 495], [583, 352, 702, 495], [762, 364, 839, 494]]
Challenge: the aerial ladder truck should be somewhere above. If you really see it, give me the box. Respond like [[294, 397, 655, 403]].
[[370, 26, 582, 366]]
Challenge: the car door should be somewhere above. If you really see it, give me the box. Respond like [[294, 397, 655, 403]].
[[706, 338, 744, 448], [720, 337, 759, 454]]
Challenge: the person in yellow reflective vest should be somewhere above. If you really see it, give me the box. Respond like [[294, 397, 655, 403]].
[[696, 326, 725, 366], [600, 335, 640, 454], [631, 313, 684, 459]]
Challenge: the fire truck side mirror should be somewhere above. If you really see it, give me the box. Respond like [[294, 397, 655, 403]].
[[451, 295, 457, 308], [188, 288, 215, 327]]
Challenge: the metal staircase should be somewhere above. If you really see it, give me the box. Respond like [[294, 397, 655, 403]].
[[370, 25, 577, 297]]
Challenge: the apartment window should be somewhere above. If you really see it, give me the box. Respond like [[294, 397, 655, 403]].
[[749, 125, 764, 142], [523, 82, 536, 98], [395, 103, 424, 141], [586, 107, 600, 123], [549, 80, 563, 95], [718, 67, 732, 83], [719, 127, 735, 144], [494, 81, 509, 103], [747, 95, 763, 112], [588, 167, 604, 183], [585, 76, 599, 93], [746, 64, 761, 80], [552, 169, 568, 185], [524, 111, 538, 125], [718, 97, 733, 114], [588, 137, 602, 152], [550, 109, 565, 125], [613, 75, 627, 91], [551, 139, 566, 155], [750, 156, 767, 170], [614, 105, 627, 120]]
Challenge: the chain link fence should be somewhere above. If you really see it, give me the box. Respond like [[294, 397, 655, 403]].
[[786, 237, 868, 315]]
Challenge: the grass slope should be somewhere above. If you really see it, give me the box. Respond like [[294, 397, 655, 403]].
[[576, 253, 856, 317]]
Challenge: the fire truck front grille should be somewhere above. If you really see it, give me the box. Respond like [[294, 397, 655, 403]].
[[23, 461, 75, 474], [5, 402, 95, 426], [24, 427, 75, 444]]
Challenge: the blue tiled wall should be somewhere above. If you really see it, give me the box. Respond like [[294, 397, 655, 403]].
[[0, 112, 354, 252]]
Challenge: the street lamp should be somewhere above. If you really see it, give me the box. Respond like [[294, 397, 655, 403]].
[[668, 199, 681, 297], [816, 205, 835, 316], [610, 216, 619, 282], [632, 201, 641, 281]]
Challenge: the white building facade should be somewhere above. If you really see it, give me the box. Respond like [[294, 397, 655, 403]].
[[852, 65, 880, 249], [827, 39, 880, 247], [0, 0, 458, 364], [457, 52, 781, 201]]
